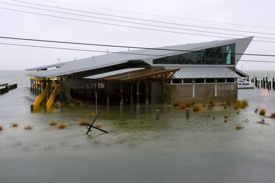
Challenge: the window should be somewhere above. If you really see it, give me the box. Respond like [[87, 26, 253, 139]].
[[206, 79, 215, 83], [153, 43, 235, 65], [217, 78, 226, 83], [173, 79, 182, 84], [195, 79, 204, 83], [184, 79, 193, 83], [227, 78, 235, 83]]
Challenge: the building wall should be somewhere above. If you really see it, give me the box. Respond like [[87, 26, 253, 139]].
[[167, 82, 237, 104], [150, 82, 164, 104]]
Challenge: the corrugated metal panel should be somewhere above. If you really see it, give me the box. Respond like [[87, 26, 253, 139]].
[[84, 68, 145, 79], [164, 67, 241, 78]]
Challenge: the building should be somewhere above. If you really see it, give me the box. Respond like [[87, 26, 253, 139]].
[[26, 36, 252, 111]]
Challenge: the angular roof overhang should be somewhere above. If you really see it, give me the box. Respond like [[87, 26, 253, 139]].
[[235, 68, 250, 77], [25, 37, 253, 78], [85, 68, 180, 82]]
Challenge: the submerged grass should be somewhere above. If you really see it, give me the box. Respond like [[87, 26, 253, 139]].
[[186, 102, 192, 107], [180, 104, 187, 109], [95, 124, 102, 128], [50, 121, 58, 126], [259, 109, 266, 116], [209, 101, 216, 107], [173, 103, 180, 107], [235, 124, 244, 130], [57, 123, 66, 129], [78, 120, 89, 126], [193, 105, 201, 111], [24, 125, 33, 130]]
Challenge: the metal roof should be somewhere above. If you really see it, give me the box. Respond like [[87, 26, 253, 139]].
[[84, 68, 145, 79], [164, 66, 241, 79], [26, 37, 253, 78]]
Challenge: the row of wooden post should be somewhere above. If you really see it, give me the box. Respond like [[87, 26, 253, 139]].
[[107, 79, 168, 115], [254, 77, 275, 90]]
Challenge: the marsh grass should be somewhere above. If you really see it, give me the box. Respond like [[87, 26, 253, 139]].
[[24, 125, 33, 130], [78, 120, 89, 126], [234, 101, 241, 109], [240, 101, 248, 109], [270, 113, 275, 118], [193, 105, 201, 111], [0, 126, 2, 131], [173, 103, 180, 107], [12, 123, 18, 127], [95, 124, 102, 128], [50, 121, 58, 126], [235, 124, 244, 130], [209, 101, 216, 107], [186, 102, 192, 107], [259, 109, 266, 116], [180, 104, 187, 109], [57, 123, 66, 129]]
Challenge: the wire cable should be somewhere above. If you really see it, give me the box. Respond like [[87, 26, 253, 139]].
[[0, 2, 257, 40], [0, 36, 274, 58], [11, 0, 275, 36], [41, 0, 275, 29], [1, 42, 274, 63]]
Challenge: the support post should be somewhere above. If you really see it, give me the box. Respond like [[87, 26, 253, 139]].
[[130, 82, 133, 106], [120, 82, 124, 111], [107, 81, 110, 109], [136, 81, 140, 115], [47, 78, 50, 101], [164, 75, 167, 113], [60, 77, 63, 102], [30, 80, 32, 92], [145, 81, 149, 110]]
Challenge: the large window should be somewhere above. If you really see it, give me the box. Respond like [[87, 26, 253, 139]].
[[153, 43, 235, 65]]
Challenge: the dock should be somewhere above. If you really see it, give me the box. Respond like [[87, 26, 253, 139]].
[[0, 83, 17, 95]]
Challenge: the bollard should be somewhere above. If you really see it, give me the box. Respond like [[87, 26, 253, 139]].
[[145, 100, 149, 110], [186, 108, 190, 118], [130, 97, 133, 106], [136, 103, 140, 115], [164, 103, 167, 113], [120, 100, 124, 111], [156, 110, 159, 120], [107, 98, 110, 109]]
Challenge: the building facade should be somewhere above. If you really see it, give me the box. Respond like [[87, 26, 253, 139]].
[[26, 36, 253, 106]]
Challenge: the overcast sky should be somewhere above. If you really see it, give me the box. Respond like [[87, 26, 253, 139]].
[[0, 0, 275, 70]]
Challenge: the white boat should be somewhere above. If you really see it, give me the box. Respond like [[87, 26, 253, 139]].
[[238, 80, 255, 89]]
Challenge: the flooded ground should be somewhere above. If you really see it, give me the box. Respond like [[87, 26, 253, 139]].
[[1, 70, 275, 183]]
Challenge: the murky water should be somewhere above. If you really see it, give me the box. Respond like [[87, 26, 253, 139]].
[[1, 70, 275, 183]]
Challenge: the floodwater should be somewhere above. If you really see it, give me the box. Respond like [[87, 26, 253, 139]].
[[1, 70, 275, 183]]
